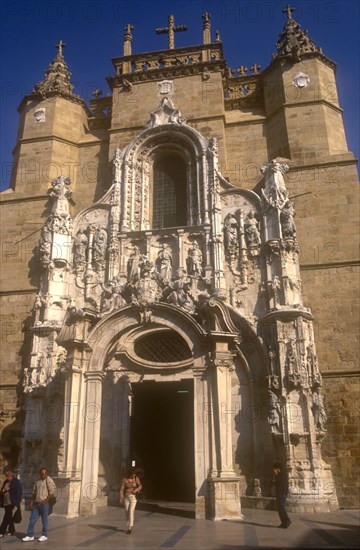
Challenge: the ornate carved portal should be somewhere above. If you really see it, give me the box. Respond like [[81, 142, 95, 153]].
[[21, 100, 337, 519]]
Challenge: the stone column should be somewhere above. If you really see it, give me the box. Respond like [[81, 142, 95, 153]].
[[208, 347, 242, 520], [79, 371, 105, 515]]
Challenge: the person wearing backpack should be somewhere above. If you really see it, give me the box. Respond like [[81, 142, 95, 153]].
[[22, 467, 56, 542]]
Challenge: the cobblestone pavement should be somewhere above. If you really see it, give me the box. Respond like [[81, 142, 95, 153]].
[[1, 503, 359, 549]]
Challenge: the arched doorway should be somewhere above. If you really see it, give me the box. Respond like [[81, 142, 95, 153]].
[[130, 378, 195, 502]]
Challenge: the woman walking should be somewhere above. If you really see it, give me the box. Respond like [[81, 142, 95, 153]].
[[0, 470, 22, 538], [119, 468, 142, 535]]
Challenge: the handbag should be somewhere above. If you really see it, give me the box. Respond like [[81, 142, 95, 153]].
[[46, 478, 57, 505], [13, 507, 22, 523]]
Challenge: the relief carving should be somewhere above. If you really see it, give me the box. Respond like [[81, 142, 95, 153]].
[[93, 225, 108, 272], [73, 227, 88, 269], [186, 241, 203, 277], [311, 386, 327, 432], [261, 159, 289, 210], [163, 268, 195, 313], [280, 200, 296, 238], [244, 209, 261, 255]]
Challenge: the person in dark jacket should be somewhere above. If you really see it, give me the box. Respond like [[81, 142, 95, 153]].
[[273, 462, 291, 528], [0, 470, 22, 537]]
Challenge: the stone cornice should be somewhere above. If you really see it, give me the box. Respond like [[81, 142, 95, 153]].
[[321, 369, 360, 379], [300, 260, 360, 271], [0, 194, 48, 204], [18, 92, 90, 115], [11, 134, 108, 156], [263, 51, 337, 77]]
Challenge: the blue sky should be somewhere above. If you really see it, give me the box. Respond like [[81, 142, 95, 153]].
[[1, 0, 359, 191]]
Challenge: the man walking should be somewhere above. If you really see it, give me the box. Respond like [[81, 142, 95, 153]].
[[22, 467, 56, 542], [273, 462, 291, 528]]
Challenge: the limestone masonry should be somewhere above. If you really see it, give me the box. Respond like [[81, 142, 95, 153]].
[[0, 7, 359, 518]]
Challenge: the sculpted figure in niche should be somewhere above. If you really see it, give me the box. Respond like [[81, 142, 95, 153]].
[[74, 227, 88, 266], [39, 225, 52, 262], [312, 386, 327, 432], [261, 159, 289, 210], [268, 389, 282, 435], [224, 213, 239, 260], [93, 225, 108, 269], [166, 268, 194, 312], [156, 244, 173, 282], [280, 200, 296, 238], [244, 209, 261, 247], [127, 245, 142, 283], [186, 241, 203, 277], [101, 275, 126, 314], [272, 275, 282, 308]]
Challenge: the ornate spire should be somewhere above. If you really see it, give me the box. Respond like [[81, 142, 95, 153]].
[[272, 5, 322, 62], [33, 40, 79, 99]]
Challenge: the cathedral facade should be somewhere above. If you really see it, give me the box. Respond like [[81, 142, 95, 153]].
[[0, 9, 358, 518]]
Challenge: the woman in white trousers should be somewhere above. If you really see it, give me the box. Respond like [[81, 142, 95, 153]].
[[119, 468, 142, 534]]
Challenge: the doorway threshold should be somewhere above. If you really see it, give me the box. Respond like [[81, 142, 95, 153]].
[[137, 499, 195, 518]]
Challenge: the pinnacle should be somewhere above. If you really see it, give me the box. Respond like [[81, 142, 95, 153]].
[[32, 40, 79, 99], [272, 5, 322, 63]]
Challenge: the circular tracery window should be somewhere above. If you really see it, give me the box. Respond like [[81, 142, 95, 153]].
[[134, 330, 192, 363]]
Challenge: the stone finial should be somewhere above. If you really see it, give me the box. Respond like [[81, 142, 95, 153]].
[[202, 12, 211, 44], [124, 23, 134, 56], [273, 6, 322, 62], [32, 41, 78, 99], [215, 29, 221, 43], [155, 15, 187, 49]]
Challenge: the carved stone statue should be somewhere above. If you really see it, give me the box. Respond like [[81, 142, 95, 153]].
[[93, 225, 108, 271], [272, 275, 282, 308], [156, 244, 173, 282], [268, 389, 282, 435], [101, 275, 126, 315], [244, 209, 261, 247], [39, 225, 52, 263], [224, 213, 239, 260], [165, 268, 194, 312], [50, 176, 72, 214], [280, 200, 296, 238], [312, 387, 327, 432], [127, 245, 142, 283], [186, 241, 203, 277], [261, 159, 289, 209], [74, 227, 88, 266]]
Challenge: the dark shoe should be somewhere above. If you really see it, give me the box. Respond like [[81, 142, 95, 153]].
[[281, 520, 291, 528], [126, 529, 132, 535]]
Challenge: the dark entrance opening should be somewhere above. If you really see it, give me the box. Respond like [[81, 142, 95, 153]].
[[130, 379, 194, 502]]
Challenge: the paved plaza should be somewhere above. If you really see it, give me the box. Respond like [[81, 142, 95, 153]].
[[0, 502, 359, 549]]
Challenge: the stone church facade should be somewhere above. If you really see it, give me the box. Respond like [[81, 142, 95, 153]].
[[0, 9, 358, 518]]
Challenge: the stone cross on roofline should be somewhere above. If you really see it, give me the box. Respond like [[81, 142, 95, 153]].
[[282, 4, 296, 20], [55, 40, 66, 56], [155, 15, 187, 49]]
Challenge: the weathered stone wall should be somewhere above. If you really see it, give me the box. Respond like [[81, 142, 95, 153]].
[[322, 376, 360, 508]]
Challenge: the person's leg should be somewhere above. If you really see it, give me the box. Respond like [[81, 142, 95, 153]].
[[128, 495, 137, 529], [278, 495, 290, 526], [8, 505, 16, 534], [27, 504, 40, 537], [124, 496, 130, 529], [39, 503, 49, 537], [0, 506, 13, 534]]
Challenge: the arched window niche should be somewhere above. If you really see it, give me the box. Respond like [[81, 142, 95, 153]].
[[152, 152, 188, 229]]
